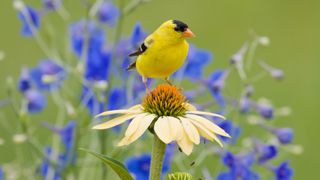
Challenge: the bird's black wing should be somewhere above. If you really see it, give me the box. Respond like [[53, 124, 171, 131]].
[[127, 38, 153, 70], [129, 42, 148, 57]]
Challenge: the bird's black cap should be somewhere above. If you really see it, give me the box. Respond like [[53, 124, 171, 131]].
[[173, 20, 188, 32]]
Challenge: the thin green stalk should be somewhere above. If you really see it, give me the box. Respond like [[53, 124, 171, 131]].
[[149, 135, 166, 180], [245, 39, 258, 71]]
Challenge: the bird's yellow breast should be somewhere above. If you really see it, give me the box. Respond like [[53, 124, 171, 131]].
[[136, 38, 189, 78]]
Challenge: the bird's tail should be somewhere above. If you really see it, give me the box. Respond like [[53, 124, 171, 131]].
[[126, 61, 136, 70]]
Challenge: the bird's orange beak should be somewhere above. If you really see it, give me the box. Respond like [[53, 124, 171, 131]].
[[183, 28, 195, 38]]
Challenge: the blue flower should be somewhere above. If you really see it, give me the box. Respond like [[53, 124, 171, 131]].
[[59, 121, 76, 157], [42, 0, 61, 11], [239, 96, 251, 113], [81, 87, 105, 115], [0, 167, 4, 180], [97, 2, 119, 26], [254, 142, 278, 163], [274, 161, 293, 180], [30, 60, 66, 91], [255, 102, 274, 119], [108, 88, 127, 110], [218, 151, 259, 180], [206, 70, 229, 107], [274, 128, 293, 145], [81, 49, 111, 115], [130, 23, 147, 47], [126, 145, 173, 180], [41, 121, 76, 177], [25, 89, 47, 113], [85, 50, 112, 81], [39, 147, 61, 180], [217, 120, 241, 144], [126, 154, 151, 180], [18, 6, 40, 36], [70, 20, 105, 57], [18, 67, 31, 92], [183, 45, 212, 80]]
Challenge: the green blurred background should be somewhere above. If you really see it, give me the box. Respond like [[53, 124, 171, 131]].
[[0, 0, 319, 179]]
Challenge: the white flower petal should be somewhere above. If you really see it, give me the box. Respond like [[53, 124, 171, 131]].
[[95, 109, 141, 118], [184, 103, 197, 111], [186, 114, 231, 138], [186, 111, 225, 120], [190, 120, 223, 147], [154, 117, 174, 144], [118, 114, 155, 146], [128, 104, 143, 110], [167, 117, 183, 140], [125, 113, 148, 137], [117, 136, 130, 146], [180, 117, 200, 145], [177, 128, 194, 155], [92, 114, 137, 130]]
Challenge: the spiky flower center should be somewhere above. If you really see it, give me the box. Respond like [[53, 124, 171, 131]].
[[142, 84, 187, 117]]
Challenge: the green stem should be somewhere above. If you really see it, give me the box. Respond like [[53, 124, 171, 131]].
[[99, 131, 108, 179], [149, 135, 166, 180]]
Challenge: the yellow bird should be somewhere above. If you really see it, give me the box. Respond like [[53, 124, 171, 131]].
[[127, 20, 195, 88]]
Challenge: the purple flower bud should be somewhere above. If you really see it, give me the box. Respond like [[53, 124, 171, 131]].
[[18, 67, 31, 92], [274, 128, 293, 144], [97, 2, 119, 26], [230, 43, 248, 64], [42, 0, 61, 11], [18, 6, 40, 37], [25, 90, 47, 113], [270, 69, 284, 80], [256, 103, 274, 119], [255, 142, 278, 163], [239, 96, 251, 113]]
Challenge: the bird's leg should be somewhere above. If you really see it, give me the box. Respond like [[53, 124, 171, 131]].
[[164, 77, 172, 85], [142, 76, 150, 92]]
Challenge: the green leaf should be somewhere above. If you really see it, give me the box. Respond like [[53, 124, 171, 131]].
[[79, 148, 134, 180]]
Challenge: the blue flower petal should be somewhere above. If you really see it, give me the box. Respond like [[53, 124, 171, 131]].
[[108, 88, 127, 110], [97, 2, 119, 26], [274, 161, 293, 180], [130, 23, 147, 47], [275, 128, 293, 145], [18, 6, 40, 37], [25, 90, 47, 113], [184, 45, 212, 80], [29, 60, 66, 91], [0, 166, 4, 180]]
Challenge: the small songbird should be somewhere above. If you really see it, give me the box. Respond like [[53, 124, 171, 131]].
[[127, 20, 195, 88]]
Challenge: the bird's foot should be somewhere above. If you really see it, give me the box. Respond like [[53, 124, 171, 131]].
[[165, 77, 173, 85], [142, 77, 150, 92]]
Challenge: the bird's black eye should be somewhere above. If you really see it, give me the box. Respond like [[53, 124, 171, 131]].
[[173, 20, 188, 32]]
